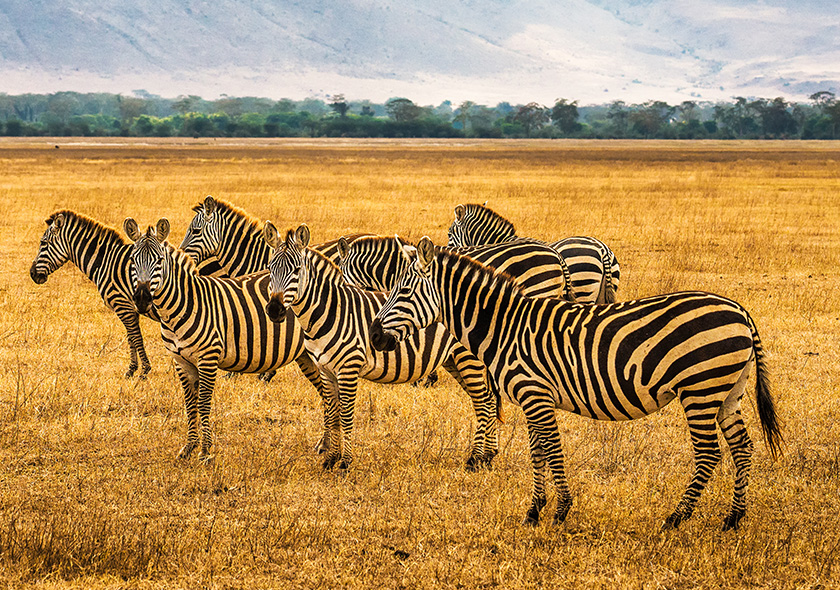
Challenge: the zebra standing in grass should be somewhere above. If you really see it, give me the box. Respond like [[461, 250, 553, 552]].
[[125, 218, 322, 463], [264, 223, 496, 470], [448, 202, 621, 303], [29, 210, 157, 378], [371, 238, 783, 530], [180, 195, 372, 276]]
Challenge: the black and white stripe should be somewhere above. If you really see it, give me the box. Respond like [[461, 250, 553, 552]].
[[338, 235, 575, 301], [125, 218, 322, 462], [371, 238, 783, 530], [447, 202, 620, 303], [180, 195, 372, 276], [264, 223, 497, 470], [29, 210, 156, 378]]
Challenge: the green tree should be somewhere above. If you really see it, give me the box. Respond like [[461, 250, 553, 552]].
[[329, 94, 349, 117], [513, 102, 549, 137], [550, 99, 580, 135], [385, 98, 422, 122]]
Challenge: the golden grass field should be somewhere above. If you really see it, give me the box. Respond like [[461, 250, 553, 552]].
[[1, 137, 839, 589]]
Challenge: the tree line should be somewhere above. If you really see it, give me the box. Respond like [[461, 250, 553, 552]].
[[1, 90, 839, 139]]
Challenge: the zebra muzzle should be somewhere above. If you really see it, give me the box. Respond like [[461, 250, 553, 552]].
[[133, 284, 153, 314], [29, 262, 47, 284], [370, 318, 398, 352], [266, 296, 286, 323]]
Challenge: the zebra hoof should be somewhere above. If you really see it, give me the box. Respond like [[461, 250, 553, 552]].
[[523, 508, 541, 526], [337, 459, 351, 470], [662, 512, 685, 530], [553, 497, 572, 526], [722, 510, 745, 531], [139, 366, 151, 380], [314, 436, 330, 454], [177, 443, 196, 461], [322, 455, 340, 470], [199, 454, 216, 467]]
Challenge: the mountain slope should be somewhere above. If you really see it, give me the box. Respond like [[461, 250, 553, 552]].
[[1, 0, 837, 103]]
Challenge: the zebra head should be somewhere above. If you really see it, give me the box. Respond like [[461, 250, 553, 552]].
[[447, 204, 471, 248], [370, 236, 441, 352], [29, 212, 69, 284], [180, 195, 221, 263], [125, 218, 171, 315], [264, 221, 310, 323]]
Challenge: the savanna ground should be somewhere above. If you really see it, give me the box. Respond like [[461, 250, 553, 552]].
[[0, 138, 839, 589]]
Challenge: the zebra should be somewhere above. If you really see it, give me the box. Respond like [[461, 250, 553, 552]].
[[447, 202, 621, 303], [29, 210, 157, 379], [125, 217, 323, 463], [263, 222, 497, 470], [370, 237, 783, 530], [180, 195, 372, 277]]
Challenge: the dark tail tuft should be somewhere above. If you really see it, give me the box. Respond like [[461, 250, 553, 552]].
[[750, 314, 784, 460]]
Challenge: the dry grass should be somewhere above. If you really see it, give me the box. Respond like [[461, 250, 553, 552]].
[[1, 137, 839, 589]]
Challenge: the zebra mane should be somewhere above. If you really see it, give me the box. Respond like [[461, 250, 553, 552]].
[[435, 245, 527, 297], [45, 210, 131, 245], [463, 203, 516, 236], [199, 198, 264, 236], [348, 235, 412, 250]]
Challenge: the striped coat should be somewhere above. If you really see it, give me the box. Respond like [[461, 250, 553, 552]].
[[125, 218, 321, 462], [447, 202, 620, 303], [264, 223, 496, 470], [371, 238, 783, 530], [29, 210, 157, 378]]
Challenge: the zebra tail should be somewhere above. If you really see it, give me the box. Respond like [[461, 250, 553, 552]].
[[749, 312, 784, 460], [558, 256, 577, 302], [600, 247, 616, 304]]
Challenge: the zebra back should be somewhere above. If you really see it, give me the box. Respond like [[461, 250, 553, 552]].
[[339, 235, 574, 300], [448, 202, 620, 303]]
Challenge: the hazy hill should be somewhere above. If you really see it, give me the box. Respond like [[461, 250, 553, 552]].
[[1, 0, 837, 103]]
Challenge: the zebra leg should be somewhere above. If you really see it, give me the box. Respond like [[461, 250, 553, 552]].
[[664, 403, 723, 529], [319, 368, 343, 470], [442, 350, 494, 469], [172, 358, 200, 460], [115, 307, 152, 379], [335, 371, 361, 470], [523, 425, 548, 526], [196, 362, 219, 464], [718, 365, 754, 531], [526, 409, 573, 526], [294, 353, 328, 453]]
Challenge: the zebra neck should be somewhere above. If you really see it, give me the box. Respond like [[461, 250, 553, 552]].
[[153, 249, 201, 324], [435, 255, 527, 374], [217, 221, 270, 276], [68, 221, 127, 286], [292, 253, 347, 334]]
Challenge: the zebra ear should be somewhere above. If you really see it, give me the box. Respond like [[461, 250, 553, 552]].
[[156, 218, 171, 242], [337, 236, 350, 261], [263, 221, 280, 249], [482, 200, 488, 207], [52, 213, 65, 231], [124, 218, 141, 241], [295, 224, 310, 249], [418, 236, 435, 267], [204, 195, 216, 215], [454, 204, 466, 222]]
